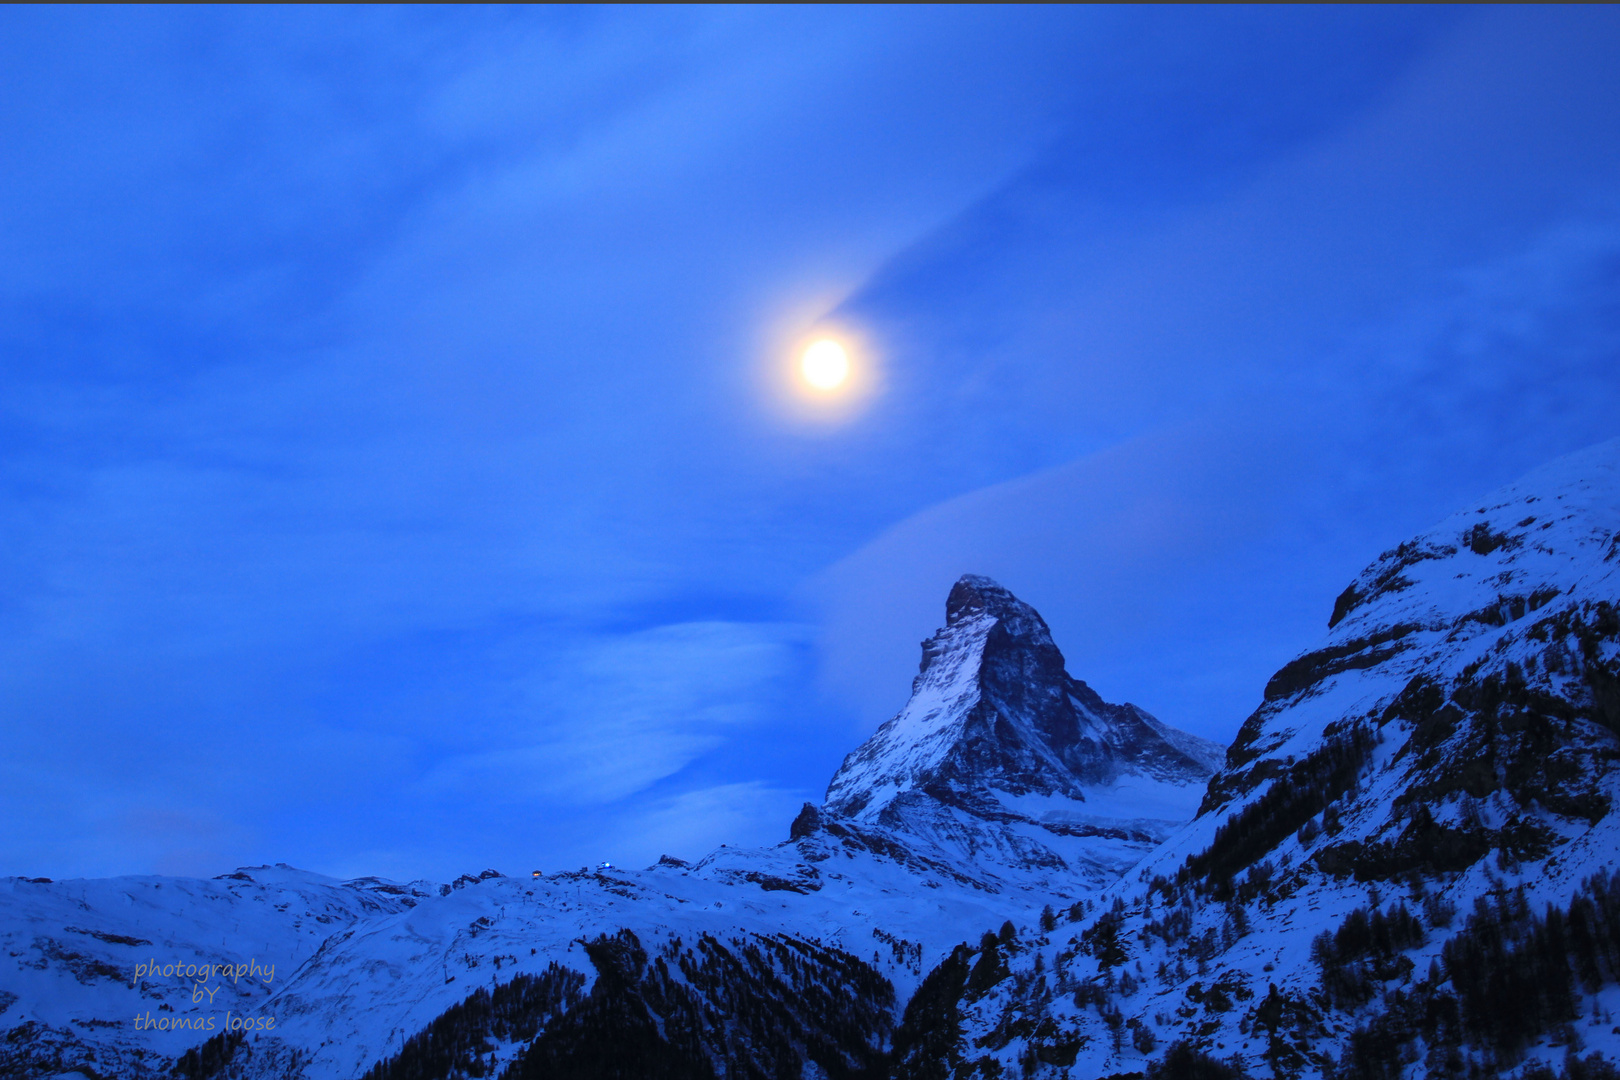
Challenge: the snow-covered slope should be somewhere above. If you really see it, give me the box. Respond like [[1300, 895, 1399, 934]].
[[0, 865, 429, 1078], [0, 822, 1090, 1080], [894, 439, 1620, 1080], [820, 575, 1222, 892], [0, 576, 1220, 1080]]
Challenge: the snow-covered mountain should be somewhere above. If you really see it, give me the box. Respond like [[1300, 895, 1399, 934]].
[[888, 439, 1620, 1080], [0, 577, 1217, 1080], [0, 866, 430, 1078], [10, 440, 1620, 1080], [821, 574, 1222, 892]]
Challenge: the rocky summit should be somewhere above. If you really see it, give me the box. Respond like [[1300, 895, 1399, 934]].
[[820, 573, 1223, 892]]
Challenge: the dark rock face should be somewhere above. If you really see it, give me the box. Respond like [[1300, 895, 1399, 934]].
[[814, 575, 1222, 894], [826, 575, 1220, 821], [940, 577, 1110, 790], [789, 802, 822, 841]]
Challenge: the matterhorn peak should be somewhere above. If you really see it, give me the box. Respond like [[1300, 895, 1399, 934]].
[[817, 574, 1221, 890], [942, 573, 1035, 626], [828, 575, 1217, 818]]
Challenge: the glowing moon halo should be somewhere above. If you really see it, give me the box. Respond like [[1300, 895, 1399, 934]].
[[799, 339, 850, 391]]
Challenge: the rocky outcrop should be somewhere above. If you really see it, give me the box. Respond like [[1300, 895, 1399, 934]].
[[819, 574, 1222, 892]]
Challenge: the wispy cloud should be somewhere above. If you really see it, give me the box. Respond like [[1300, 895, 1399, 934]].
[[416, 621, 808, 805]]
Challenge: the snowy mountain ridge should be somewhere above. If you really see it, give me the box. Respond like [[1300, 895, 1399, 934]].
[[0, 575, 1219, 1079], [817, 574, 1223, 893], [827, 574, 1220, 819], [891, 438, 1620, 1080]]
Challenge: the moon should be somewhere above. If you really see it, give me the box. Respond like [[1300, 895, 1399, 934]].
[[800, 339, 850, 391]]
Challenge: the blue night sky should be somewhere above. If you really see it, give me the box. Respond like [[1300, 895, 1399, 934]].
[[4, 6, 1620, 882]]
